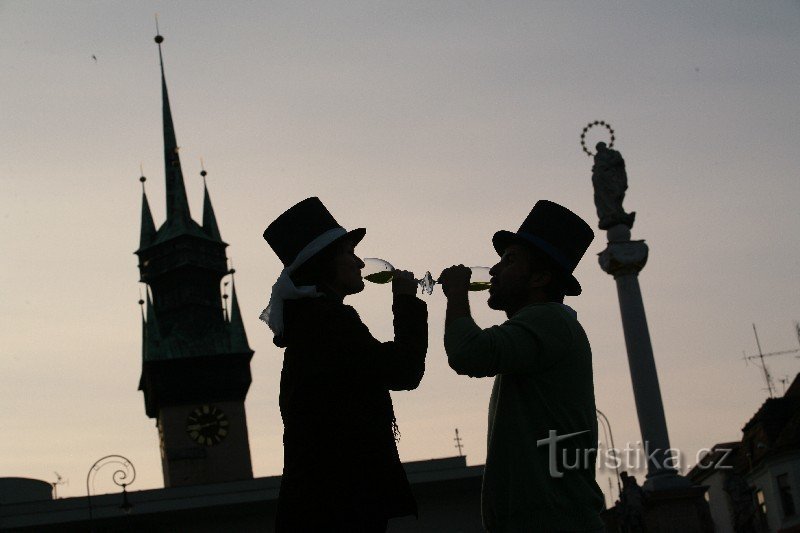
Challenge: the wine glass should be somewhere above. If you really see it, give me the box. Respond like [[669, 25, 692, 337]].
[[362, 258, 490, 295]]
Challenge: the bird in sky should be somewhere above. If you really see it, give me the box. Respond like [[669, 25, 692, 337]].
[[91, 54, 97, 62]]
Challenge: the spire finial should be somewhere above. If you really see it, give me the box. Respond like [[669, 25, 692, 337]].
[[154, 14, 163, 44], [154, 14, 165, 80], [200, 158, 207, 185], [139, 164, 147, 192]]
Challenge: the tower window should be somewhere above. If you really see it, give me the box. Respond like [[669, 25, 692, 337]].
[[756, 488, 769, 530], [778, 473, 796, 517]]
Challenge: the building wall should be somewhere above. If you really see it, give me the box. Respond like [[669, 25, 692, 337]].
[[389, 476, 483, 533], [701, 470, 735, 533], [0, 459, 484, 532], [748, 452, 800, 532]]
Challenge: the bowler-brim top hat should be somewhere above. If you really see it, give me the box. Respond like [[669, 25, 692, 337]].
[[263, 197, 365, 270], [492, 200, 594, 296]]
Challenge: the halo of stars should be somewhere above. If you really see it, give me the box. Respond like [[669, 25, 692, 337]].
[[580, 120, 615, 157]]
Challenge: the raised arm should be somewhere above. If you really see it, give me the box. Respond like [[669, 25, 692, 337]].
[[438, 265, 567, 377], [444, 314, 541, 378], [319, 294, 427, 390]]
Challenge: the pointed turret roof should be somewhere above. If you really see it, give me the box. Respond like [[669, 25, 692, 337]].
[[139, 176, 157, 249], [143, 289, 164, 361], [201, 170, 222, 241], [155, 33, 192, 227], [140, 295, 147, 347], [228, 275, 251, 353]]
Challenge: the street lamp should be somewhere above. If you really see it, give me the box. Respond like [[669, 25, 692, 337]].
[[86, 455, 136, 527]]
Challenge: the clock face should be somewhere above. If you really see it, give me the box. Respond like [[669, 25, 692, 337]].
[[186, 404, 229, 446]]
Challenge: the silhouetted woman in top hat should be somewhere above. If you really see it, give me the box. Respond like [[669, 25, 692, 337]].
[[262, 197, 428, 532]]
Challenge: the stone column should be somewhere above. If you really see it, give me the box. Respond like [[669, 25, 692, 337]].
[[599, 224, 689, 491], [590, 141, 711, 530]]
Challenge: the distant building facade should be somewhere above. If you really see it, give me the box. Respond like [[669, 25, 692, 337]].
[[688, 373, 800, 533], [0, 456, 483, 532]]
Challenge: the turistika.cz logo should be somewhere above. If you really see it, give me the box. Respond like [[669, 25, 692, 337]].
[[536, 429, 733, 478]]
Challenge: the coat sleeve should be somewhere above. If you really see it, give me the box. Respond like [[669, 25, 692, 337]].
[[444, 307, 568, 378], [319, 294, 428, 391]]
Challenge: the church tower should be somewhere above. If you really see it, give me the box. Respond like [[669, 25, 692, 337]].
[[135, 32, 254, 488]]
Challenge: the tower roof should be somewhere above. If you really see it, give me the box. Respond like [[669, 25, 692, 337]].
[[139, 32, 225, 249]]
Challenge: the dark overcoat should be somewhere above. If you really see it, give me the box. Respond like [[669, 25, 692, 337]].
[[274, 293, 428, 532]]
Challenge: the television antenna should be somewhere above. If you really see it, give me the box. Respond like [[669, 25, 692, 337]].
[[454, 428, 464, 457], [51, 472, 68, 499], [742, 323, 800, 397], [779, 375, 791, 395]]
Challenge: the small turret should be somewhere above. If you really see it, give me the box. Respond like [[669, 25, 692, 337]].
[[201, 166, 223, 242], [139, 174, 157, 250], [227, 273, 250, 353]]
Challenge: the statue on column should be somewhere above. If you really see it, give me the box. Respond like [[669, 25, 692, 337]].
[[618, 472, 646, 533], [592, 142, 636, 230]]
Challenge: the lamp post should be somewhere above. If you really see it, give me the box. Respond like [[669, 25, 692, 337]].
[[596, 408, 621, 497], [86, 455, 136, 528]]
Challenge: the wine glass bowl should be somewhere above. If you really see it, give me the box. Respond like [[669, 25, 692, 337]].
[[362, 258, 395, 284], [467, 266, 491, 291]]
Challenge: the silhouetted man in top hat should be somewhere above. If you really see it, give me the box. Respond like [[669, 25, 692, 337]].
[[439, 200, 605, 532]]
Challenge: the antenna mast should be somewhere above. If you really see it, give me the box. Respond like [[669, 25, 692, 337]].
[[753, 324, 774, 398], [742, 323, 800, 397]]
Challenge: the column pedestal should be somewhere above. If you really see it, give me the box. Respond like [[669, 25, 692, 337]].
[[643, 485, 714, 533]]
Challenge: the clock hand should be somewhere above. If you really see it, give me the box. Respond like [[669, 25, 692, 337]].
[[187, 422, 218, 431]]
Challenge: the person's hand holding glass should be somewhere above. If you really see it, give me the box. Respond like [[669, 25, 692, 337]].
[[362, 258, 490, 295]]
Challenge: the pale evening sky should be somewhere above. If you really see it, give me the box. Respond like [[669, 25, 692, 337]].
[[1, 1, 799, 503]]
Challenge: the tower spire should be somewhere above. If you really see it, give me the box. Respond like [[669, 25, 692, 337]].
[[155, 27, 191, 225], [200, 162, 222, 241], [139, 172, 157, 249]]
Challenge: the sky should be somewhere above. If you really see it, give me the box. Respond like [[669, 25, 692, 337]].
[[1, 1, 799, 505]]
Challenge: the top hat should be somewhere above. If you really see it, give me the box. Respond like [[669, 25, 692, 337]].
[[263, 197, 365, 269], [492, 200, 594, 296]]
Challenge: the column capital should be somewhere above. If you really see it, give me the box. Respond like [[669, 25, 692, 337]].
[[599, 240, 649, 277]]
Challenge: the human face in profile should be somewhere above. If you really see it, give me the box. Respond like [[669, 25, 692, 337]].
[[329, 239, 366, 297], [487, 244, 549, 316]]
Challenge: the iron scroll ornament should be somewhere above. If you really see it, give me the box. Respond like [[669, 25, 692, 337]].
[[86, 455, 136, 523]]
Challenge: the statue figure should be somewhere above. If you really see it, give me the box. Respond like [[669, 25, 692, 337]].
[[592, 142, 635, 230], [618, 471, 646, 533]]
